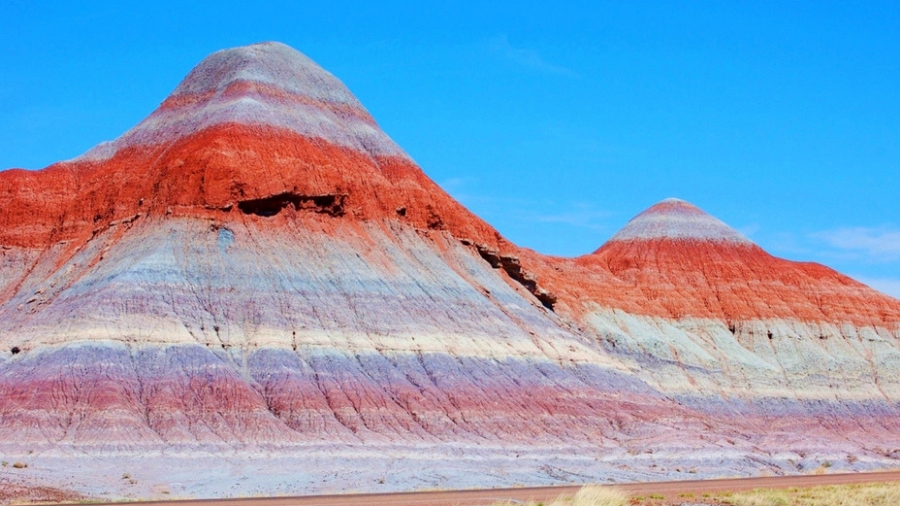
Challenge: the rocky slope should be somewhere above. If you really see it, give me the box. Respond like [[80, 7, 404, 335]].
[[0, 42, 899, 497], [531, 199, 900, 449]]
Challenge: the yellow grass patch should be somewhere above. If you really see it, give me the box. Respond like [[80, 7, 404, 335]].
[[490, 482, 900, 506], [490, 485, 629, 506], [727, 482, 900, 506]]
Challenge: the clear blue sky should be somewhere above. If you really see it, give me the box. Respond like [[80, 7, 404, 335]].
[[2, 1, 899, 297]]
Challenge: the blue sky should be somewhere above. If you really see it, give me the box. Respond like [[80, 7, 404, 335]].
[[2, 1, 899, 297]]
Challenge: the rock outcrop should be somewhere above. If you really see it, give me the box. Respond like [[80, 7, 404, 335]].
[[1, 42, 899, 496], [533, 199, 900, 445]]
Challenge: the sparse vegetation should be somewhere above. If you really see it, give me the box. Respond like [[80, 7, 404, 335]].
[[571, 487, 630, 506], [489, 482, 900, 506], [489, 485, 629, 506], [725, 483, 900, 506], [811, 463, 832, 475]]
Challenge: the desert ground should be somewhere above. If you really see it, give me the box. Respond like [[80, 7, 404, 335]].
[[2, 470, 896, 506]]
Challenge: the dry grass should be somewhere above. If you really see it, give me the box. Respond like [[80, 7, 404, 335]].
[[490, 485, 629, 506], [489, 482, 900, 506], [726, 482, 900, 506]]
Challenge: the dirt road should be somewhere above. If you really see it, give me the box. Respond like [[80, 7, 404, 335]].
[[94, 470, 900, 506]]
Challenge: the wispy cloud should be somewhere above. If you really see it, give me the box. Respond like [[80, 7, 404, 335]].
[[736, 223, 761, 239], [488, 35, 577, 77], [437, 177, 470, 193], [534, 202, 612, 229], [811, 226, 900, 262], [761, 231, 815, 258], [853, 276, 900, 300], [438, 176, 611, 232]]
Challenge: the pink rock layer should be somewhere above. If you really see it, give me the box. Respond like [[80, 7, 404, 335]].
[[2, 344, 896, 452], [9, 344, 649, 447]]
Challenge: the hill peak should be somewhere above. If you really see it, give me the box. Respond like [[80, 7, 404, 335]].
[[78, 41, 406, 162], [2, 42, 497, 251], [608, 198, 751, 244], [168, 42, 361, 108]]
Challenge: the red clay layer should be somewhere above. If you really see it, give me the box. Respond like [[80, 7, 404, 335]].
[[3, 122, 900, 327], [524, 239, 900, 326], [0, 124, 503, 251]]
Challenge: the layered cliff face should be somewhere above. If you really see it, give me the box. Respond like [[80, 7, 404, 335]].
[[1, 42, 900, 494], [0, 42, 667, 451], [528, 199, 900, 446]]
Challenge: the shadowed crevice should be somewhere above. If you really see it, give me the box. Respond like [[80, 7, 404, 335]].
[[475, 244, 557, 311], [236, 192, 346, 217]]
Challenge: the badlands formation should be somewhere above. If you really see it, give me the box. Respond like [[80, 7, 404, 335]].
[[1, 42, 899, 498]]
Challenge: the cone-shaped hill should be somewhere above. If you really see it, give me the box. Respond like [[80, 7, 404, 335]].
[[1, 42, 900, 497], [533, 198, 900, 325], [0, 42, 501, 251], [605, 197, 753, 243], [524, 197, 900, 407]]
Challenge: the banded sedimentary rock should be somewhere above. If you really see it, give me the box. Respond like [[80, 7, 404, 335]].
[[0, 42, 661, 451], [528, 199, 900, 446], [1, 42, 899, 493]]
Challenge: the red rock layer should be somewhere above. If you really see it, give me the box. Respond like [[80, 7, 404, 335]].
[[0, 124, 504, 252], [4, 128, 899, 329], [4, 42, 896, 332], [515, 199, 900, 327], [524, 231, 900, 328]]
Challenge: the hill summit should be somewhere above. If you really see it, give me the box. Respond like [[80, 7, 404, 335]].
[[607, 197, 751, 243], [81, 42, 404, 162], [0, 42, 501, 251]]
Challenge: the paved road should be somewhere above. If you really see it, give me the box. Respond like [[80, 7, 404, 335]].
[[94, 470, 900, 506]]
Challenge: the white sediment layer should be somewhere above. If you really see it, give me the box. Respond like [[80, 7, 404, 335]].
[[75, 42, 407, 162], [584, 305, 900, 401], [610, 198, 752, 243], [0, 217, 614, 367]]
